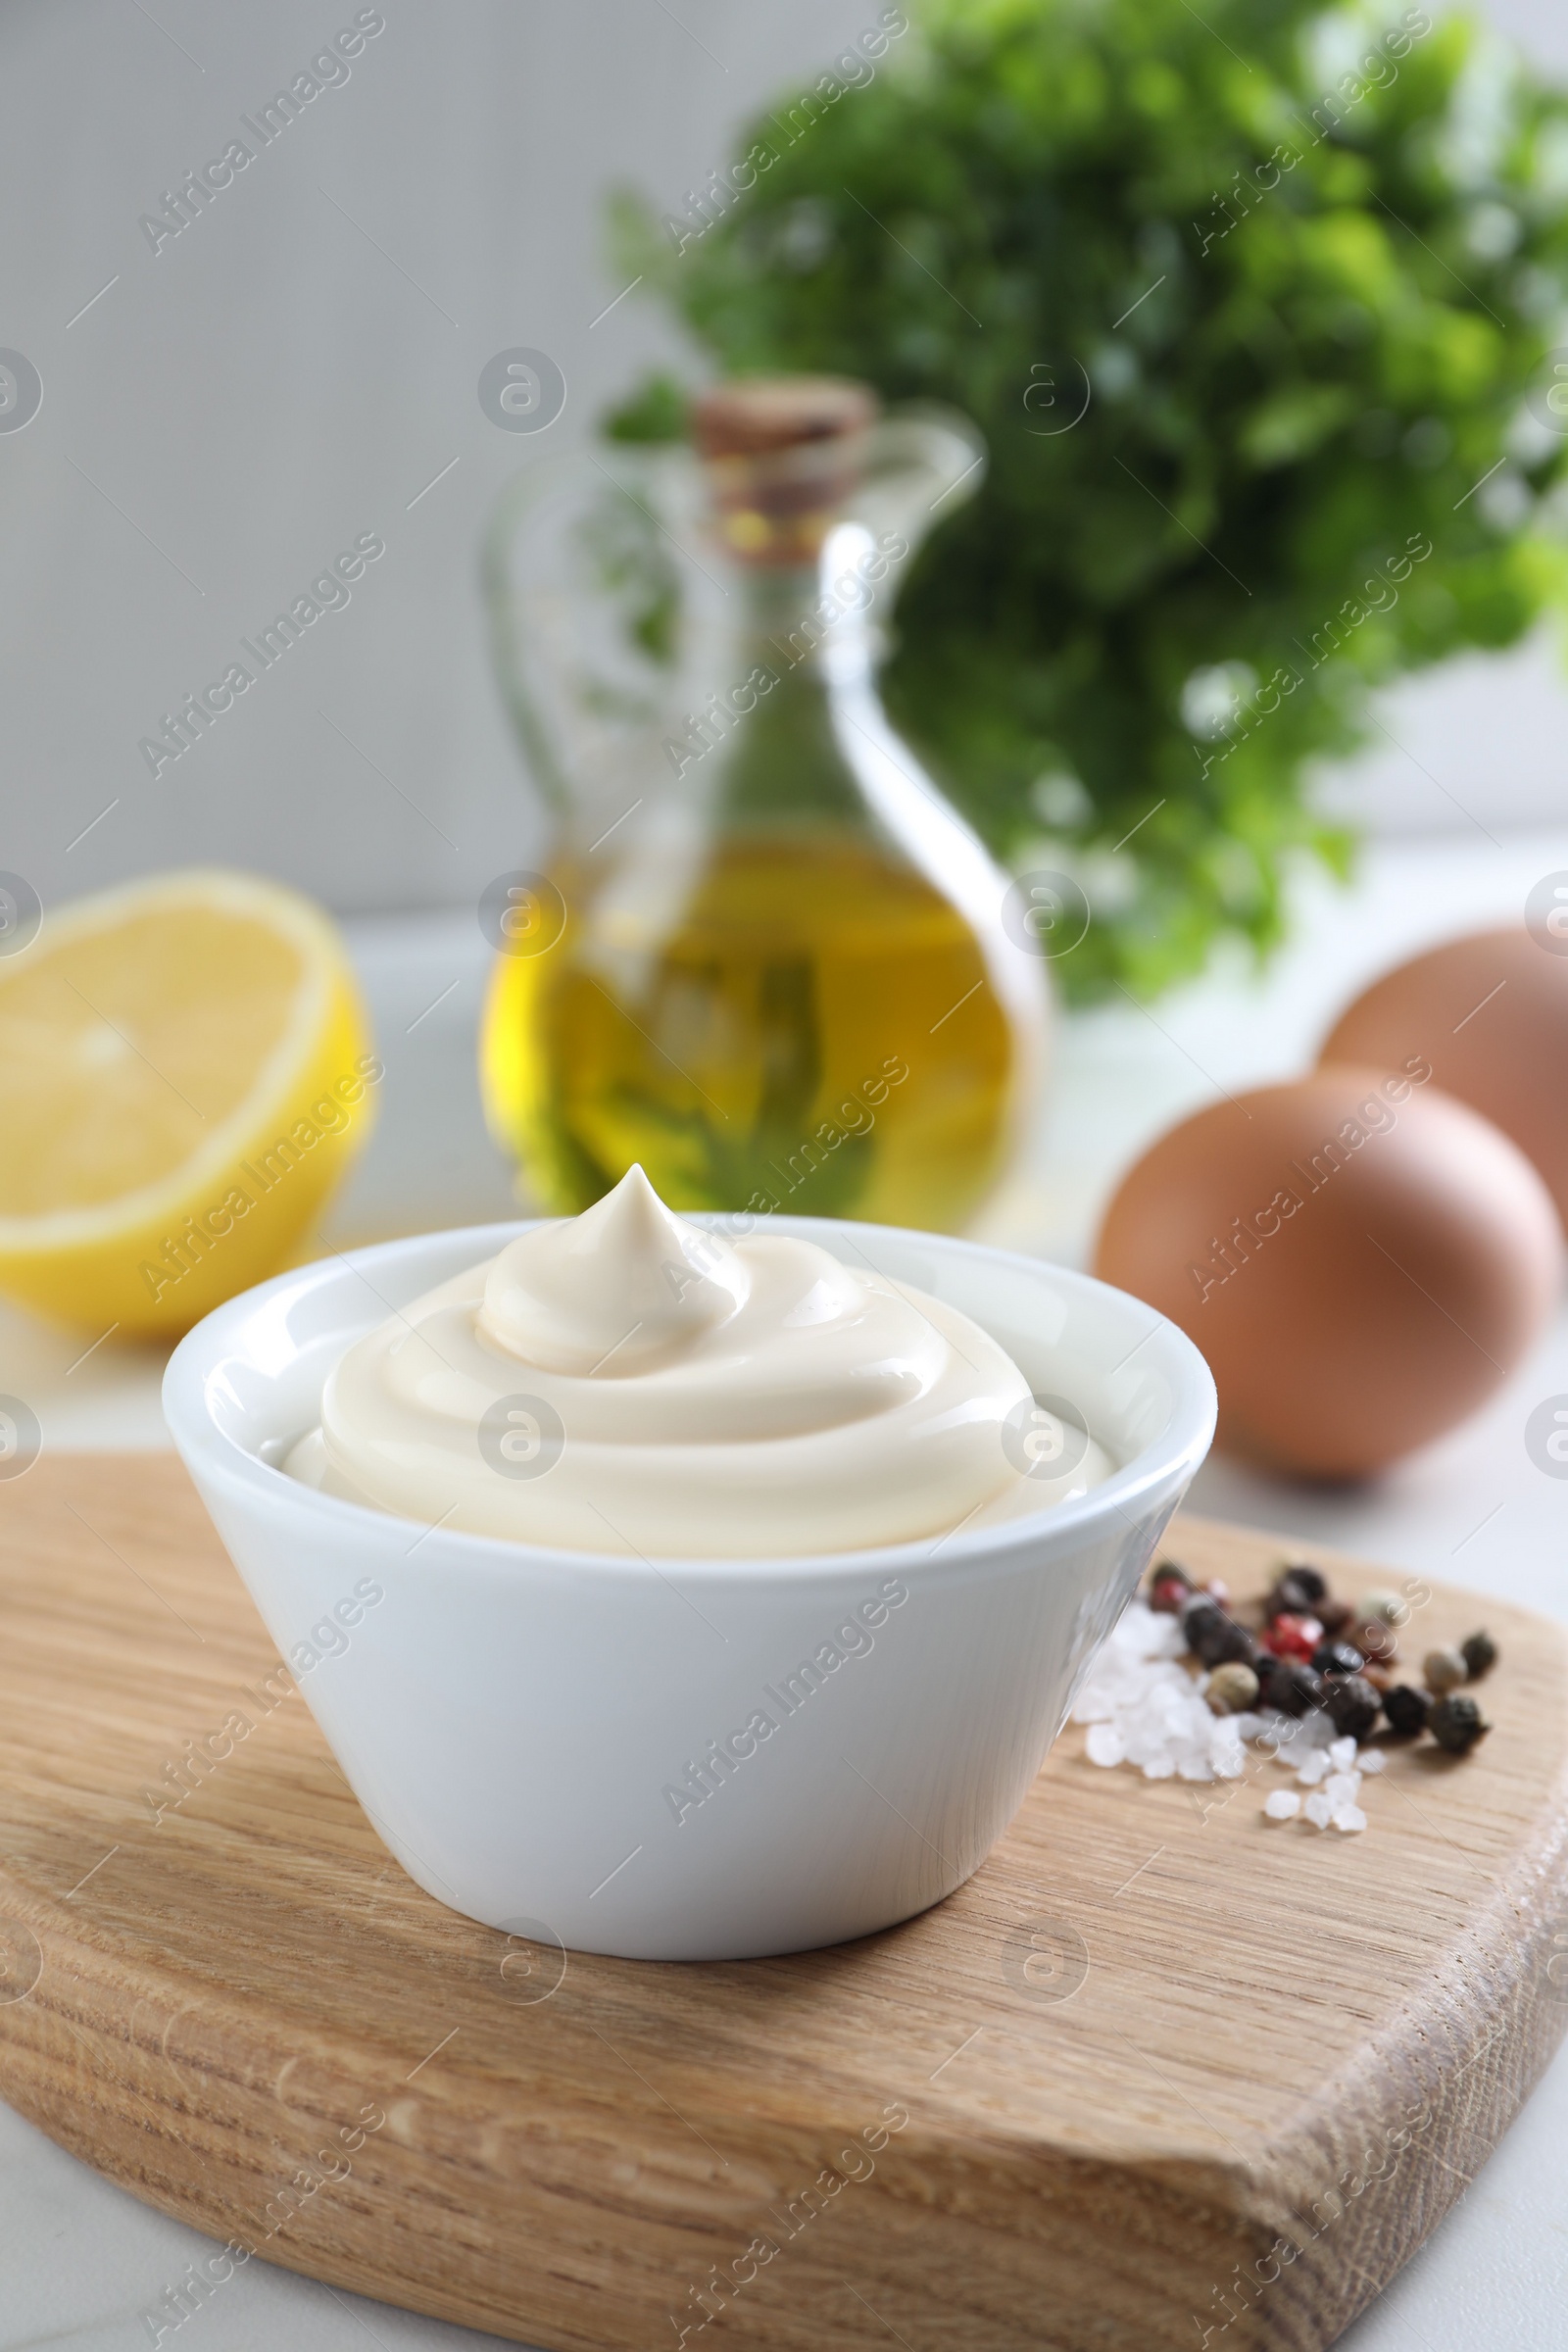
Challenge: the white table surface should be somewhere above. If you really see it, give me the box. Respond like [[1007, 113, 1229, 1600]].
[[2, 830, 1567, 2351]]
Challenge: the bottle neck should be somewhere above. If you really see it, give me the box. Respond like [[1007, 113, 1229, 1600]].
[[675, 531, 897, 837], [623, 526, 898, 844], [726, 521, 889, 689]]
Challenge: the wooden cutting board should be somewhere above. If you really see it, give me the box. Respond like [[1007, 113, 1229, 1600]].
[[0, 1454, 1564, 2352]]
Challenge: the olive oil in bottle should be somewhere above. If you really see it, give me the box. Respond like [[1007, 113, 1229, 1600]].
[[480, 376, 1049, 1229]]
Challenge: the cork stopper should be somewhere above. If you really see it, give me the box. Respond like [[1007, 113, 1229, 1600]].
[[692, 376, 878, 460], [692, 375, 878, 564]]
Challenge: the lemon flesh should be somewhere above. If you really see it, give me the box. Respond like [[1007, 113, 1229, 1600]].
[[0, 870, 377, 1337]]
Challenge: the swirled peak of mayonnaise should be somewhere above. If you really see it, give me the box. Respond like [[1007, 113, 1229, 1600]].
[[284, 1166, 1110, 1556]]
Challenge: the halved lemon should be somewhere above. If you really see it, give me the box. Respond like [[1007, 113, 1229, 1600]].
[[0, 869, 377, 1337]]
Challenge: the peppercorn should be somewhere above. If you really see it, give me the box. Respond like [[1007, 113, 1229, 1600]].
[[1149, 1571, 1190, 1615], [1182, 1596, 1257, 1669], [1267, 1566, 1327, 1619], [1352, 1619, 1398, 1668], [1429, 1692, 1491, 1756], [1205, 1661, 1260, 1715], [1312, 1641, 1366, 1678], [1361, 1662, 1395, 1694], [1459, 1630, 1497, 1680], [1382, 1684, 1431, 1738], [1316, 1597, 1354, 1637], [1282, 1562, 1328, 1605], [1324, 1674, 1381, 1741], [1358, 1590, 1408, 1631], [1258, 1658, 1325, 1719], [1423, 1646, 1468, 1696], [1260, 1613, 1325, 1664]]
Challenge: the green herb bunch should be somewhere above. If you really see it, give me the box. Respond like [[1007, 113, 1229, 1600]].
[[609, 0, 1568, 1000]]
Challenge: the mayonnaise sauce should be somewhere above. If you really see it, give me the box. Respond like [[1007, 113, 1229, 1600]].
[[285, 1166, 1111, 1555]]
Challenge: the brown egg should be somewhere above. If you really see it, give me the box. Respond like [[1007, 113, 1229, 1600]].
[[1094, 1067, 1561, 1479], [1320, 927, 1568, 1227]]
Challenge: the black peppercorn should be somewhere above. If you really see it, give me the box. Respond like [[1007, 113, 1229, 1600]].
[[1181, 1596, 1257, 1670], [1257, 1658, 1325, 1718], [1459, 1630, 1497, 1680], [1429, 1692, 1491, 1755], [1268, 1563, 1328, 1619], [1253, 1648, 1286, 1698], [1312, 1641, 1366, 1678], [1324, 1674, 1381, 1741], [1382, 1684, 1431, 1739]]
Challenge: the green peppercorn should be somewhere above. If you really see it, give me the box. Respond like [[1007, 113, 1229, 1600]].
[[1423, 1646, 1468, 1696], [1382, 1684, 1431, 1739], [1205, 1661, 1259, 1715], [1429, 1692, 1491, 1756], [1459, 1630, 1497, 1680]]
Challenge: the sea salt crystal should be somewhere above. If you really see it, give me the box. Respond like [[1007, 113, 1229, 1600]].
[[1266, 1708, 1334, 1760], [1070, 1598, 1382, 1830], [1359, 1750, 1386, 1775]]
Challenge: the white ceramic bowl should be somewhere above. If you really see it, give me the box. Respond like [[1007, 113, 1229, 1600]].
[[164, 1217, 1215, 1961]]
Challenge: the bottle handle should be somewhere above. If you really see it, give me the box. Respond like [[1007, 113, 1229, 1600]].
[[851, 406, 987, 584]]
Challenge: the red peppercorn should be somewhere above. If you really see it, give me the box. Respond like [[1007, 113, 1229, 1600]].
[[1261, 1613, 1324, 1663], [1147, 1558, 1194, 1609]]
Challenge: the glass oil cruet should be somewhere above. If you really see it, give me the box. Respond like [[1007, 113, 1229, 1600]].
[[480, 375, 1051, 1231]]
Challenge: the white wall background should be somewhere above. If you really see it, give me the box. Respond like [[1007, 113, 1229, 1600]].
[[1, 0, 1565, 922]]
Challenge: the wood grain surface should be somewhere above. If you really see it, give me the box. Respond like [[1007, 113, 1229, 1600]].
[[0, 1452, 1564, 2352]]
